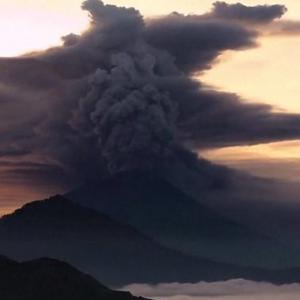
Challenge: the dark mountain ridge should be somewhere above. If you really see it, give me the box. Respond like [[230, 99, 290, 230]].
[[2, 196, 300, 287], [0, 255, 149, 300]]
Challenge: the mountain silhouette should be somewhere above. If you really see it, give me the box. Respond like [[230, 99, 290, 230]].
[[67, 170, 299, 268], [0, 255, 150, 300], [1, 195, 300, 287]]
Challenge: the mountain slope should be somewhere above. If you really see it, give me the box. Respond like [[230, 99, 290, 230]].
[[0, 255, 150, 300], [1, 196, 300, 287], [67, 171, 299, 268]]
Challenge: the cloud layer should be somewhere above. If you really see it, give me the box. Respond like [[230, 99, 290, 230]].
[[122, 280, 300, 300]]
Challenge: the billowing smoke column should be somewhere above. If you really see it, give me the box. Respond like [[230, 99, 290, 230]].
[[70, 54, 177, 172], [0, 0, 297, 182], [63, 0, 178, 172]]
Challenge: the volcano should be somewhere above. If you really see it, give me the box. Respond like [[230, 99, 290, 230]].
[[67, 171, 300, 269]]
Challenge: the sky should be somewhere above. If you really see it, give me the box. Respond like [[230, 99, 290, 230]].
[[2, 1, 300, 294], [2, 3, 300, 298], [1, 0, 300, 218], [1, 0, 300, 183]]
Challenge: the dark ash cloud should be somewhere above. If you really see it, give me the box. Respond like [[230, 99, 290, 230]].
[[175, 86, 300, 149], [267, 20, 300, 36], [0, 0, 299, 191], [145, 14, 257, 73], [210, 1, 287, 23]]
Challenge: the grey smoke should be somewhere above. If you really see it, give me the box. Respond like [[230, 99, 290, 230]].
[[0, 0, 300, 190], [145, 13, 257, 73], [210, 1, 287, 23], [70, 54, 177, 172]]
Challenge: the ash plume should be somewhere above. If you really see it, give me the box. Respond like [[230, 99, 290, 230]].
[[210, 1, 287, 23], [1, 0, 300, 183], [61, 0, 178, 172], [70, 57, 177, 172]]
